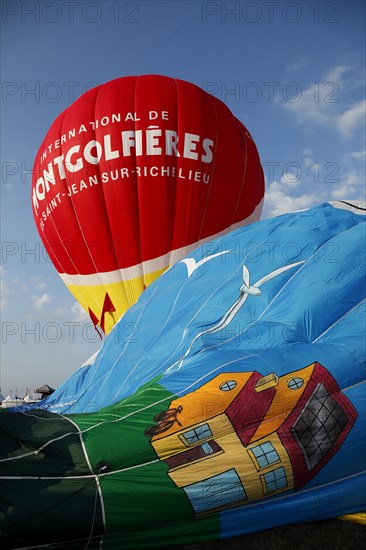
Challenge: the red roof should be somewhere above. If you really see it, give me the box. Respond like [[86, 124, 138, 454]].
[[226, 372, 275, 446]]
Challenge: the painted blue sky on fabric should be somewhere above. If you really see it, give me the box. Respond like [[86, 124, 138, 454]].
[[1, 0, 365, 395]]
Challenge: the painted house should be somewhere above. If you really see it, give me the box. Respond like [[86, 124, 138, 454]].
[[146, 362, 357, 515]]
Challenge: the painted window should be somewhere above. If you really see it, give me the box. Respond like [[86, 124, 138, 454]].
[[287, 377, 304, 389], [262, 467, 288, 493], [183, 468, 247, 513], [182, 423, 212, 445], [219, 380, 237, 391], [251, 441, 280, 468], [201, 442, 214, 455], [292, 383, 348, 470]]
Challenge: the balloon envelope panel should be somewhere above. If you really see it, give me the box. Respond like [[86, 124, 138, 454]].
[[1, 202, 365, 549]]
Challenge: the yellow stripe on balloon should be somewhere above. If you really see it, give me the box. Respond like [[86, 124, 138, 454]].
[[66, 267, 167, 335]]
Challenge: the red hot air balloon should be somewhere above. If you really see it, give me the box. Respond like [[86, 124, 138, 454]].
[[31, 75, 264, 334]]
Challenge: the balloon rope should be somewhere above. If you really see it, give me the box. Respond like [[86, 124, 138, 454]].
[[84, 477, 102, 550]]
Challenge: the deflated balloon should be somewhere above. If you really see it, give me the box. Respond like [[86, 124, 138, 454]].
[[2, 201, 365, 549], [31, 75, 264, 334]]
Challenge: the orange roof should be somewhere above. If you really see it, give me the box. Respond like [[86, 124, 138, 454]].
[[152, 372, 254, 441]]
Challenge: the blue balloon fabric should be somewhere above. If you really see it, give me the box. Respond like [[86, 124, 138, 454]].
[[33, 201, 365, 415], [5, 200, 365, 548]]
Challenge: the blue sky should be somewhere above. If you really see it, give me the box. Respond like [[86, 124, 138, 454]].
[[1, 0, 365, 397]]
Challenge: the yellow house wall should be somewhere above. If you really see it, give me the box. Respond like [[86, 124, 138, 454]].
[[152, 413, 234, 460], [168, 429, 294, 505], [247, 432, 294, 497]]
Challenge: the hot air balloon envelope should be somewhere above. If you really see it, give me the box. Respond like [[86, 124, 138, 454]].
[[31, 75, 264, 333]]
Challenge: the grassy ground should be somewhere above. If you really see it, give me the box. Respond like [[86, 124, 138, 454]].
[[168, 517, 365, 550]]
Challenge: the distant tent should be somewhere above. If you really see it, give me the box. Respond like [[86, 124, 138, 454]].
[[34, 385, 55, 400], [3, 393, 22, 403], [24, 394, 39, 403]]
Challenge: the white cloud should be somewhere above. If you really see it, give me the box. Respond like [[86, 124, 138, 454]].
[[329, 170, 365, 200], [31, 275, 47, 290], [279, 171, 302, 187], [0, 269, 14, 306], [0, 269, 28, 309], [262, 146, 365, 219], [37, 282, 47, 290], [263, 167, 365, 218], [302, 149, 315, 168], [325, 64, 349, 83], [0, 299, 7, 311], [32, 293, 53, 308], [283, 64, 365, 139], [0, 279, 10, 297], [286, 58, 308, 72], [53, 301, 89, 322], [70, 302, 89, 322], [336, 100, 366, 137], [345, 150, 366, 161], [263, 180, 320, 218], [53, 306, 68, 318]]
